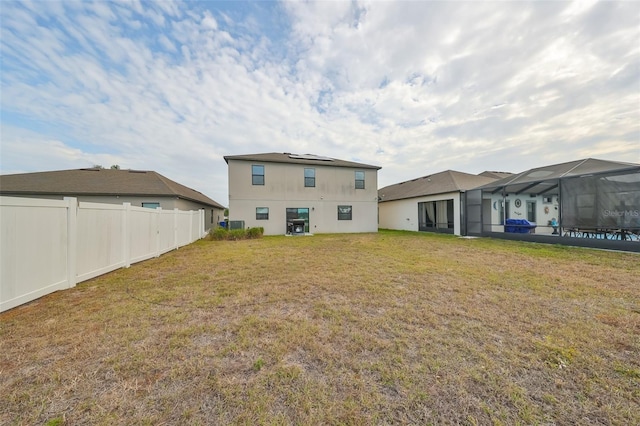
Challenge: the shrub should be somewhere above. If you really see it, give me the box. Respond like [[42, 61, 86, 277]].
[[206, 226, 264, 241], [247, 227, 264, 239], [229, 229, 246, 240], [207, 226, 229, 241]]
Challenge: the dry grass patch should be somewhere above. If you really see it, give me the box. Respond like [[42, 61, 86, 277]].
[[1, 230, 639, 425]]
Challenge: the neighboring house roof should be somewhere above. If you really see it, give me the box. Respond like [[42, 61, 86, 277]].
[[479, 171, 514, 180], [378, 170, 501, 202], [477, 158, 640, 194], [224, 152, 381, 170], [0, 168, 225, 209]]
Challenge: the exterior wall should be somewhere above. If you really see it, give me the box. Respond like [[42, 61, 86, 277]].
[[174, 198, 224, 230], [378, 191, 463, 235], [1, 194, 223, 231], [227, 159, 379, 235], [486, 193, 560, 234]]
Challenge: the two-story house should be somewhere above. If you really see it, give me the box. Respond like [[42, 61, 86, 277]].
[[224, 152, 381, 235]]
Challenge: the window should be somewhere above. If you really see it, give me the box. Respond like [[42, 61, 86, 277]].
[[252, 165, 264, 185], [338, 205, 352, 220], [355, 171, 365, 189], [304, 168, 315, 187], [256, 207, 269, 220], [142, 202, 160, 209]]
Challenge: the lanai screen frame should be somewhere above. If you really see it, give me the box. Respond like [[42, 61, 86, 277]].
[[476, 163, 640, 250]]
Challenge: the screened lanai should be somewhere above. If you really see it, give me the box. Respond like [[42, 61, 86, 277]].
[[467, 158, 640, 250]]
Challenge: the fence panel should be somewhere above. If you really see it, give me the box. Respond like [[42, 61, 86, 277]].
[[1, 198, 72, 312], [158, 209, 177, 255], [128, 206, 159, 264], [176, 210, 193, 247], [0, 197, 205, 312], [76, 202, 126, 282]]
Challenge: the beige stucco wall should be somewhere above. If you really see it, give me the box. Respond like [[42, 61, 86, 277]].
[[227, 159, 379, 235], [378, 191, 463, 235]]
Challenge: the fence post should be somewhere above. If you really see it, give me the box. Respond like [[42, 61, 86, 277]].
[[64, 197, 78, 289], [155, 207, 161, 257], [189, 211, 193, 242], [123, 203, 131, 268], [200, 209, 205, 238], [174, 208, 179, 249]]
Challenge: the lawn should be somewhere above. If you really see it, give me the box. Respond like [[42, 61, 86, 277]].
[[1, 230, 639, 425]]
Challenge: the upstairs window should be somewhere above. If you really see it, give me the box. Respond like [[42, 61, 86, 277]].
[[252, 165, 264, 185], [338, 205, 352, 220], [304, 168, 315, 187], [355, 171, 365, 189]]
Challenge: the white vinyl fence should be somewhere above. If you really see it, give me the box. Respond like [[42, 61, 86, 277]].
[[0, 197, 205, 312]]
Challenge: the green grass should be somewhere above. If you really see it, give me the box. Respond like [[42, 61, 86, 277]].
[[1, 230, 639, 425]]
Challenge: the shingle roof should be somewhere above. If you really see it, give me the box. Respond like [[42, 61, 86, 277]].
[[478, 171, 513, 180], [378, 170, 500, 202], [0, 168, 225, 209], [477, 158, 640, 194], [224, 152, 381, 170]]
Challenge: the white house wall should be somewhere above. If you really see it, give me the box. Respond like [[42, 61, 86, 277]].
[[486, 193, 560, 234], [227, 160, 379, 235], [378, 191, 462, 235]]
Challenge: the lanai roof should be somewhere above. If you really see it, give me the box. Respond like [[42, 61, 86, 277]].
[[477, 158, 640, 195], [0, 168, 225, 209], [224, 152, 381, 170], [378, 170, 503, 202]]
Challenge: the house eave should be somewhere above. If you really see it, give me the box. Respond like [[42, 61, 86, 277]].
[[0, 191, 225, 209], [379, 190, 463, 203]]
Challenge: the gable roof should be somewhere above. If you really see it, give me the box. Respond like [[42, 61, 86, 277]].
[[477, 158, 640, 194], [224, 152, 381, 170], [0, 168, 225, 209], [378, 170, 501, 202]]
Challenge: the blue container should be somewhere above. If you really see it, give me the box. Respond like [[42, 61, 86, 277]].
[[505, 219, 536, 233]]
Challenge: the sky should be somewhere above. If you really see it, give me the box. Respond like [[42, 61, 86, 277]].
[[1, 0, 639, 205]]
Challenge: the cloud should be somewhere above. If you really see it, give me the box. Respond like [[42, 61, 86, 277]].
[[1, 1, 638, 204], [0, 125, 120, 172]]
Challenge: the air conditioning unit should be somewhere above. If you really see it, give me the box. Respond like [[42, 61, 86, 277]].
[[229, 220, 245, 230]]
